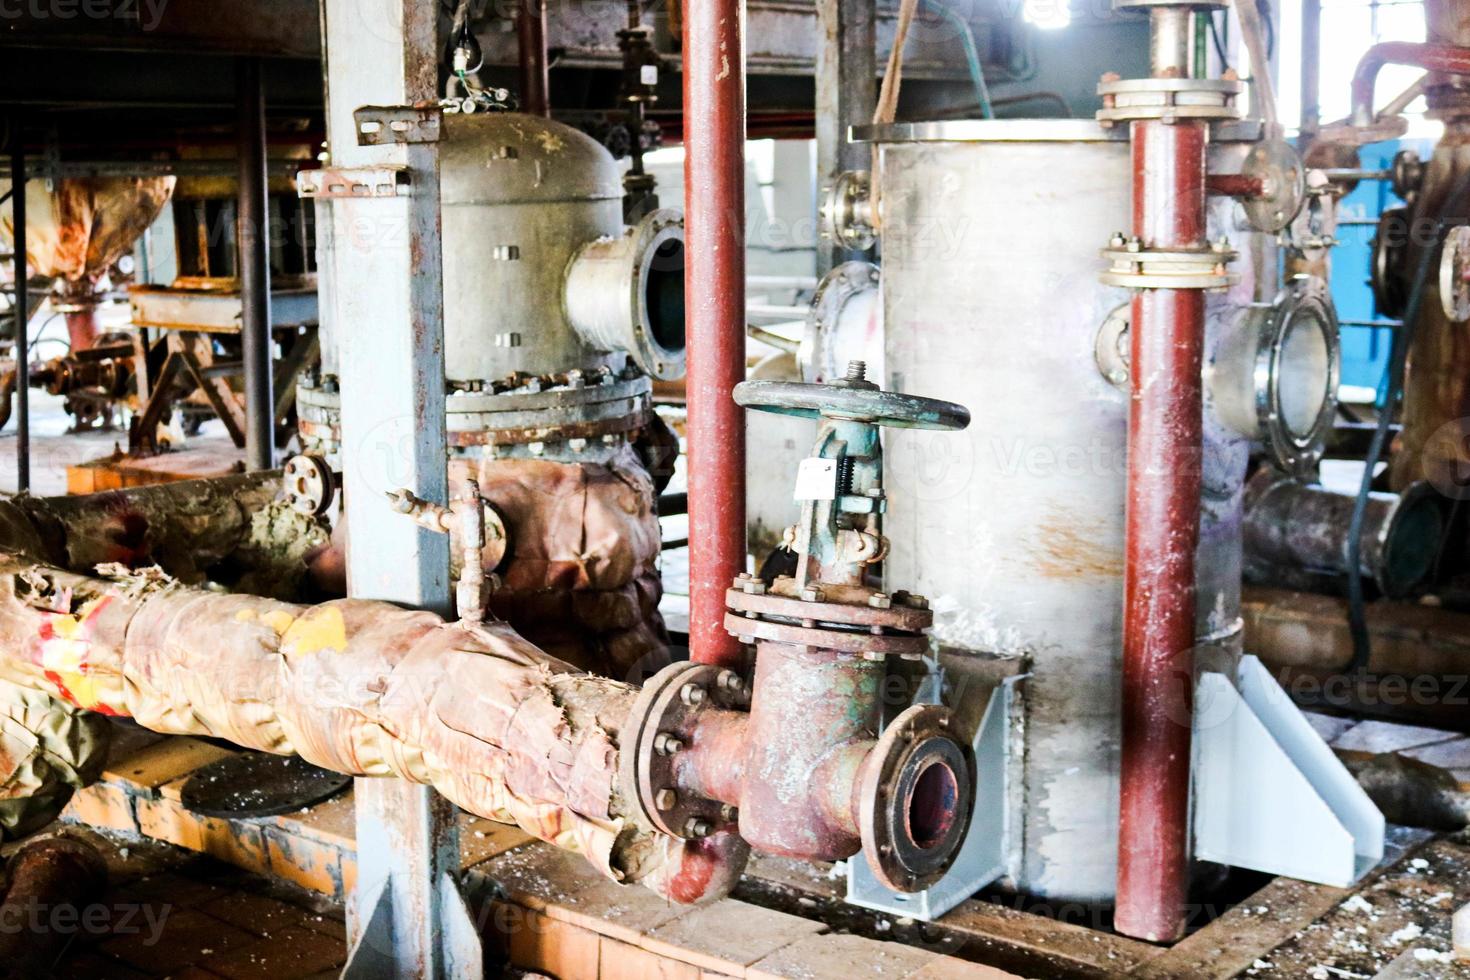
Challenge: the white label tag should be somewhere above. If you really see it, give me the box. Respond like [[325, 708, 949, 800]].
[[640, 64, 659, 86], [794, 458, 838, 501]]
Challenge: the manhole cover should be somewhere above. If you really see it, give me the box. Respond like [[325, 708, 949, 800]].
[[180, 752, 351, 818]]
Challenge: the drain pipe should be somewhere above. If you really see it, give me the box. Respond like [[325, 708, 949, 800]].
[[517, 0, 550, 117], [1097, 0, 1240, 943], [683, 0, 747, 669]]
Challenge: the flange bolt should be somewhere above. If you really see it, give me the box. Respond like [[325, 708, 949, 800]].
[[654, 732, 684, 755], [846, 360, 867, 382]]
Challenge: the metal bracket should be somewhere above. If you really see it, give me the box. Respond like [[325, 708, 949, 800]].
[[1193, 655, 1384, 886], [343, 872, 483, 979], [297, 167, 411, 200], [354, 104, 443, 146], [846, 678, 1014, 920]]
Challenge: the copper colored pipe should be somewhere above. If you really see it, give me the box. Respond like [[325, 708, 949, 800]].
[[1204, 173, 1264, 199], [63, 309, 100, 352], [683, 0, 747, 669], [517, 0, 550, 117], [1350, 41, 1470, 126], [1115, 117, 1207, 944]]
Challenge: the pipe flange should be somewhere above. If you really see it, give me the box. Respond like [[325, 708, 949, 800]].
[[1096, 77, 1244, 124], [623, 661, 749, 839], [564, 209, 687, 381], [858, 704, 975, 892], [723, 609, 930, 658], [1240, 138, 1307, 234], [445, 374, 653, 447], [1094, 302, 1132, 390], [726, 586, 933, 632], [819, 170, 876, 252], [282, 454, 336, 517], [801, 261, 881, 384], [1100, 242, 1239, 290], [1439, 225, 1470, 323]]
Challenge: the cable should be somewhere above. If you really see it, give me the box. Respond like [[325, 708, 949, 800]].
[[919, 0, 994, 119], [1343, 167, 1470, 672]]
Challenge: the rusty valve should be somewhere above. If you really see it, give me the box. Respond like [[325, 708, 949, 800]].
[[625, 364, 976, 892]]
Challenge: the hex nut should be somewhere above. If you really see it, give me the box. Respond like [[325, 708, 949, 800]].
[[655, 788, 677, 811], [868, 593, 892, 609], [684, 818, 713, 838], [679, 684, 708, 706], [654, 732, 684, 756], [800, 587, 826, 603]]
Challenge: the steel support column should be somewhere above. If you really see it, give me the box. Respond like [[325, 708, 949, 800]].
[[319, 0, 480, 975], [236, 57, 275, 471], [683, 0, 748, 669], [9, 120, 28, 494], [815, 0, 875, 273]]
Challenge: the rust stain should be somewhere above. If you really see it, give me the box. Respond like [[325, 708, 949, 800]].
[[1031, 507, 1124, 580]]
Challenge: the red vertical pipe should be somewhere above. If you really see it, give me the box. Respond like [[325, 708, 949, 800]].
[[1115, 117, 1206, 944], [518, 0, 550, 117], [683, 0, 747, 668]]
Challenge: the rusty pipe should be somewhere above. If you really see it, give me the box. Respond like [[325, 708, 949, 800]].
[[1115, 114, 1208, 945], [1351, 41, 1470, 127], [517, 0, 550, 117], [683, 0, 747, 669]]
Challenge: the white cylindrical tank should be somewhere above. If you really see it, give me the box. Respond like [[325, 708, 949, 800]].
[[869, 119, 1272, 904]]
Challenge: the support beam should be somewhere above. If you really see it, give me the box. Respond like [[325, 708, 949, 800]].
[[683, 0, 748, 670], [317, 0, 469, 975], [815, 0, 875, 274], [236, 57, 275, 472]]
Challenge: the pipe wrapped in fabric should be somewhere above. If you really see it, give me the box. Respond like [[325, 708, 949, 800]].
[[0, 556, 680, 886]]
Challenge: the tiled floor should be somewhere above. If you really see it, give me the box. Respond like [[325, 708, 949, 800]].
[[21, 829, 347, 980]]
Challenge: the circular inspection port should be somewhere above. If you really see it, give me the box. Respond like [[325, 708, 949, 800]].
[[644, 237, 686, 355], [906, 757, 960, 850], [1276, 305, 1333, 440]]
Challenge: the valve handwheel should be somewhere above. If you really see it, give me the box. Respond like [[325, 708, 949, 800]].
[[733, 360, 971, 431]]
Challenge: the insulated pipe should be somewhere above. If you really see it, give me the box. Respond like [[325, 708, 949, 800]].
[[517, 0, 550, 117], [0, 548, 740, 905], [683, 0, 747, 669], [236, 57, 275, 471], [1350, 41, 1470, 126], [1115, 62, 1209, 945], [10, 121, 28, 494]]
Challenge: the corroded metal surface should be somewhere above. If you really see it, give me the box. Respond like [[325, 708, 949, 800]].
[[683, 0, 748, 670]]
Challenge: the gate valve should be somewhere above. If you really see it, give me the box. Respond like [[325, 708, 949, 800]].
[[624, 363, 977, 893]]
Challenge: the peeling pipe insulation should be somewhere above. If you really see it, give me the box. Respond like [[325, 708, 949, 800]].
[[0, 481, 743, 906]]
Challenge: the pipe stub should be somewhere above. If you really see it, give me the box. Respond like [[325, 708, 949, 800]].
[[858, 704, 975, 892]]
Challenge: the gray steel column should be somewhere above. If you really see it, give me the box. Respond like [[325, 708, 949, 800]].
[[236, 57, 275, 471], [815, 0, 874, 273], [318, 0, 479, 976]]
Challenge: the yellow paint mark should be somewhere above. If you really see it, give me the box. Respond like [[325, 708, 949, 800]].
[[280, 606, 348, 658], [234, 609, 256, 622], [261, 610, 296, 635]]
